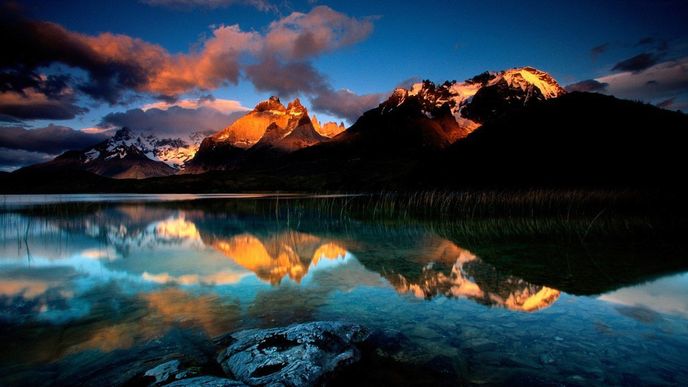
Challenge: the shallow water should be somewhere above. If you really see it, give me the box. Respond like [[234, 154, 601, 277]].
[[0, 194, 687, 386]]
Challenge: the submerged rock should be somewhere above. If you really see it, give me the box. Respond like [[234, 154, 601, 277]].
[[217, 321, 369, 386], [145, 360, 184, 384]]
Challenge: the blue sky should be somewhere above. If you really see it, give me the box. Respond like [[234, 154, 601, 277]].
[[1, 0, 687, 169]]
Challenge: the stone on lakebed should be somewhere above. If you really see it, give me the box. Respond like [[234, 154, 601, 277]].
[[217, 321, 369, 386]]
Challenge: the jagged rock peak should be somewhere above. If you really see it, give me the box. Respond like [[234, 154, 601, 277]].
[[255, 96, 286, 113], [113, 127, 133, 139], [383, 66, 566, 124], [287, 98, 307, 116]]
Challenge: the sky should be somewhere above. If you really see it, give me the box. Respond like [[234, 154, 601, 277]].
[[1, 0, 687, 170]]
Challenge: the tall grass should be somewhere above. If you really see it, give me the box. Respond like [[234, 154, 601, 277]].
[[1, 189, 684, 244]]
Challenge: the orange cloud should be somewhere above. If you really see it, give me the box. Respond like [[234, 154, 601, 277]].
[[2, 6, 371, 104]]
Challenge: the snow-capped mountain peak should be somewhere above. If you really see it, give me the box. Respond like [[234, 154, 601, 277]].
[[498, 67, 565, 99], [84, 128, 203, 170], [382, 66, 566, 136]]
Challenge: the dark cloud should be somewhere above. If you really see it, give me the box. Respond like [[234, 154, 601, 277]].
[[99, 106, 245, 137], [395, 77, 422, 89], [0, 5, 376, 123], [310, 89, 384, 122], [0, 147, 54, 171], [0, 8, 158, 104], [264, 6, 374, 61], [0, 62, 87, 121], [591, 43, 610, 59], [245, 57, 328, 96], [565, 79, 609, 93], [0, 88, 87, 121], [635, 36, 669, 52], [656, 97, 675, 109], [245, 56, 382, 121], [0, 71, 70, 97], [0, 95, 86, 120], [0, 5, 373, 109], [0, 4, 256, 104], [0, 124, 107, 154], [636, 36, 656, 46], [597, 57, 688, 111], [611, 53, 661, 72]]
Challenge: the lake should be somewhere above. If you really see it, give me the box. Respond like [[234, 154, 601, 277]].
[[1, 193, 687, 386]]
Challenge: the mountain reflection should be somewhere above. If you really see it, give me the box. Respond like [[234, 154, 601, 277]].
[[208, 232, 347, 284], [0, 207, 561, 313]]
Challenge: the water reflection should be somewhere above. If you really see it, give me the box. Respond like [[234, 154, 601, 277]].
[[390, 246, 560, 312], [208, 232, 347, 284], [1, 207, 563, 315], [0, 200, 687, 386]]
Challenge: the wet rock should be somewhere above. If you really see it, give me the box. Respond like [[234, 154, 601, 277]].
[[217, 321, 369, 386], [42, 328, 217, 386], [145, 360, 183, 384], [539, 353, 556, 365], [164, 376, 246, 386]]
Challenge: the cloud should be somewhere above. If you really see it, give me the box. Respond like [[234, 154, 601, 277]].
[[599, 57, 688, 100], [635, 36, 669, 52], [141, 0, 277, 12], [0, 69, 87, 121], [98, 106, 245, 137], [0, 147, 55, 171], [0, 5, 260, 104], [611, 52, 662, 72], [245, 57, 328, 96], [565, 79, 609, 93], [656, 97, 676, 109], [0, 89, 87, 121], [395, 77, 422, 89], [310, 88, 384, 122], [0, 124, 107, 154], [568, 57, 688, 111], [264, 6, 374, 61], [241, 6, 377, 120], [244, 56, 382, 121], [0, 5, 374, 122], [142, 95, 249, 114], [591, 43, 609, 59]]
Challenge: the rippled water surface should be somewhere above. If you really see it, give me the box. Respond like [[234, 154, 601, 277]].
[[1, 194, 687, 386]]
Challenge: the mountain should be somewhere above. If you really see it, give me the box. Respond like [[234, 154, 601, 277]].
[[6, 67, 687, 193], [432, 91, 688, 187], [17, 128, 205, 179], [185, 97, 334, 172], [312, 115, 346, 138], [382, 67, 565, 141], [310, 66, 566, 159], [267, 66, 567, 180]]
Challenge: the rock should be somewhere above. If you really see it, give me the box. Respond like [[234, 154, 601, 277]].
[[217, 321, 369, 386], [539, 353, 556, 365], [164, 376, 247, 386], [42, 328, 217, 386], [146, 360, 182, 384]]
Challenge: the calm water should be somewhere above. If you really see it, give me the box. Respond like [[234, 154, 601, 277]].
[[1, 194, 687, 386]]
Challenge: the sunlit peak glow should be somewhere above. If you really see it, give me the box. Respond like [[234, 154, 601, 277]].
[[154, 214, 201, 241], [391, 239, 561, 312], [210, 232, 349, 284]]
